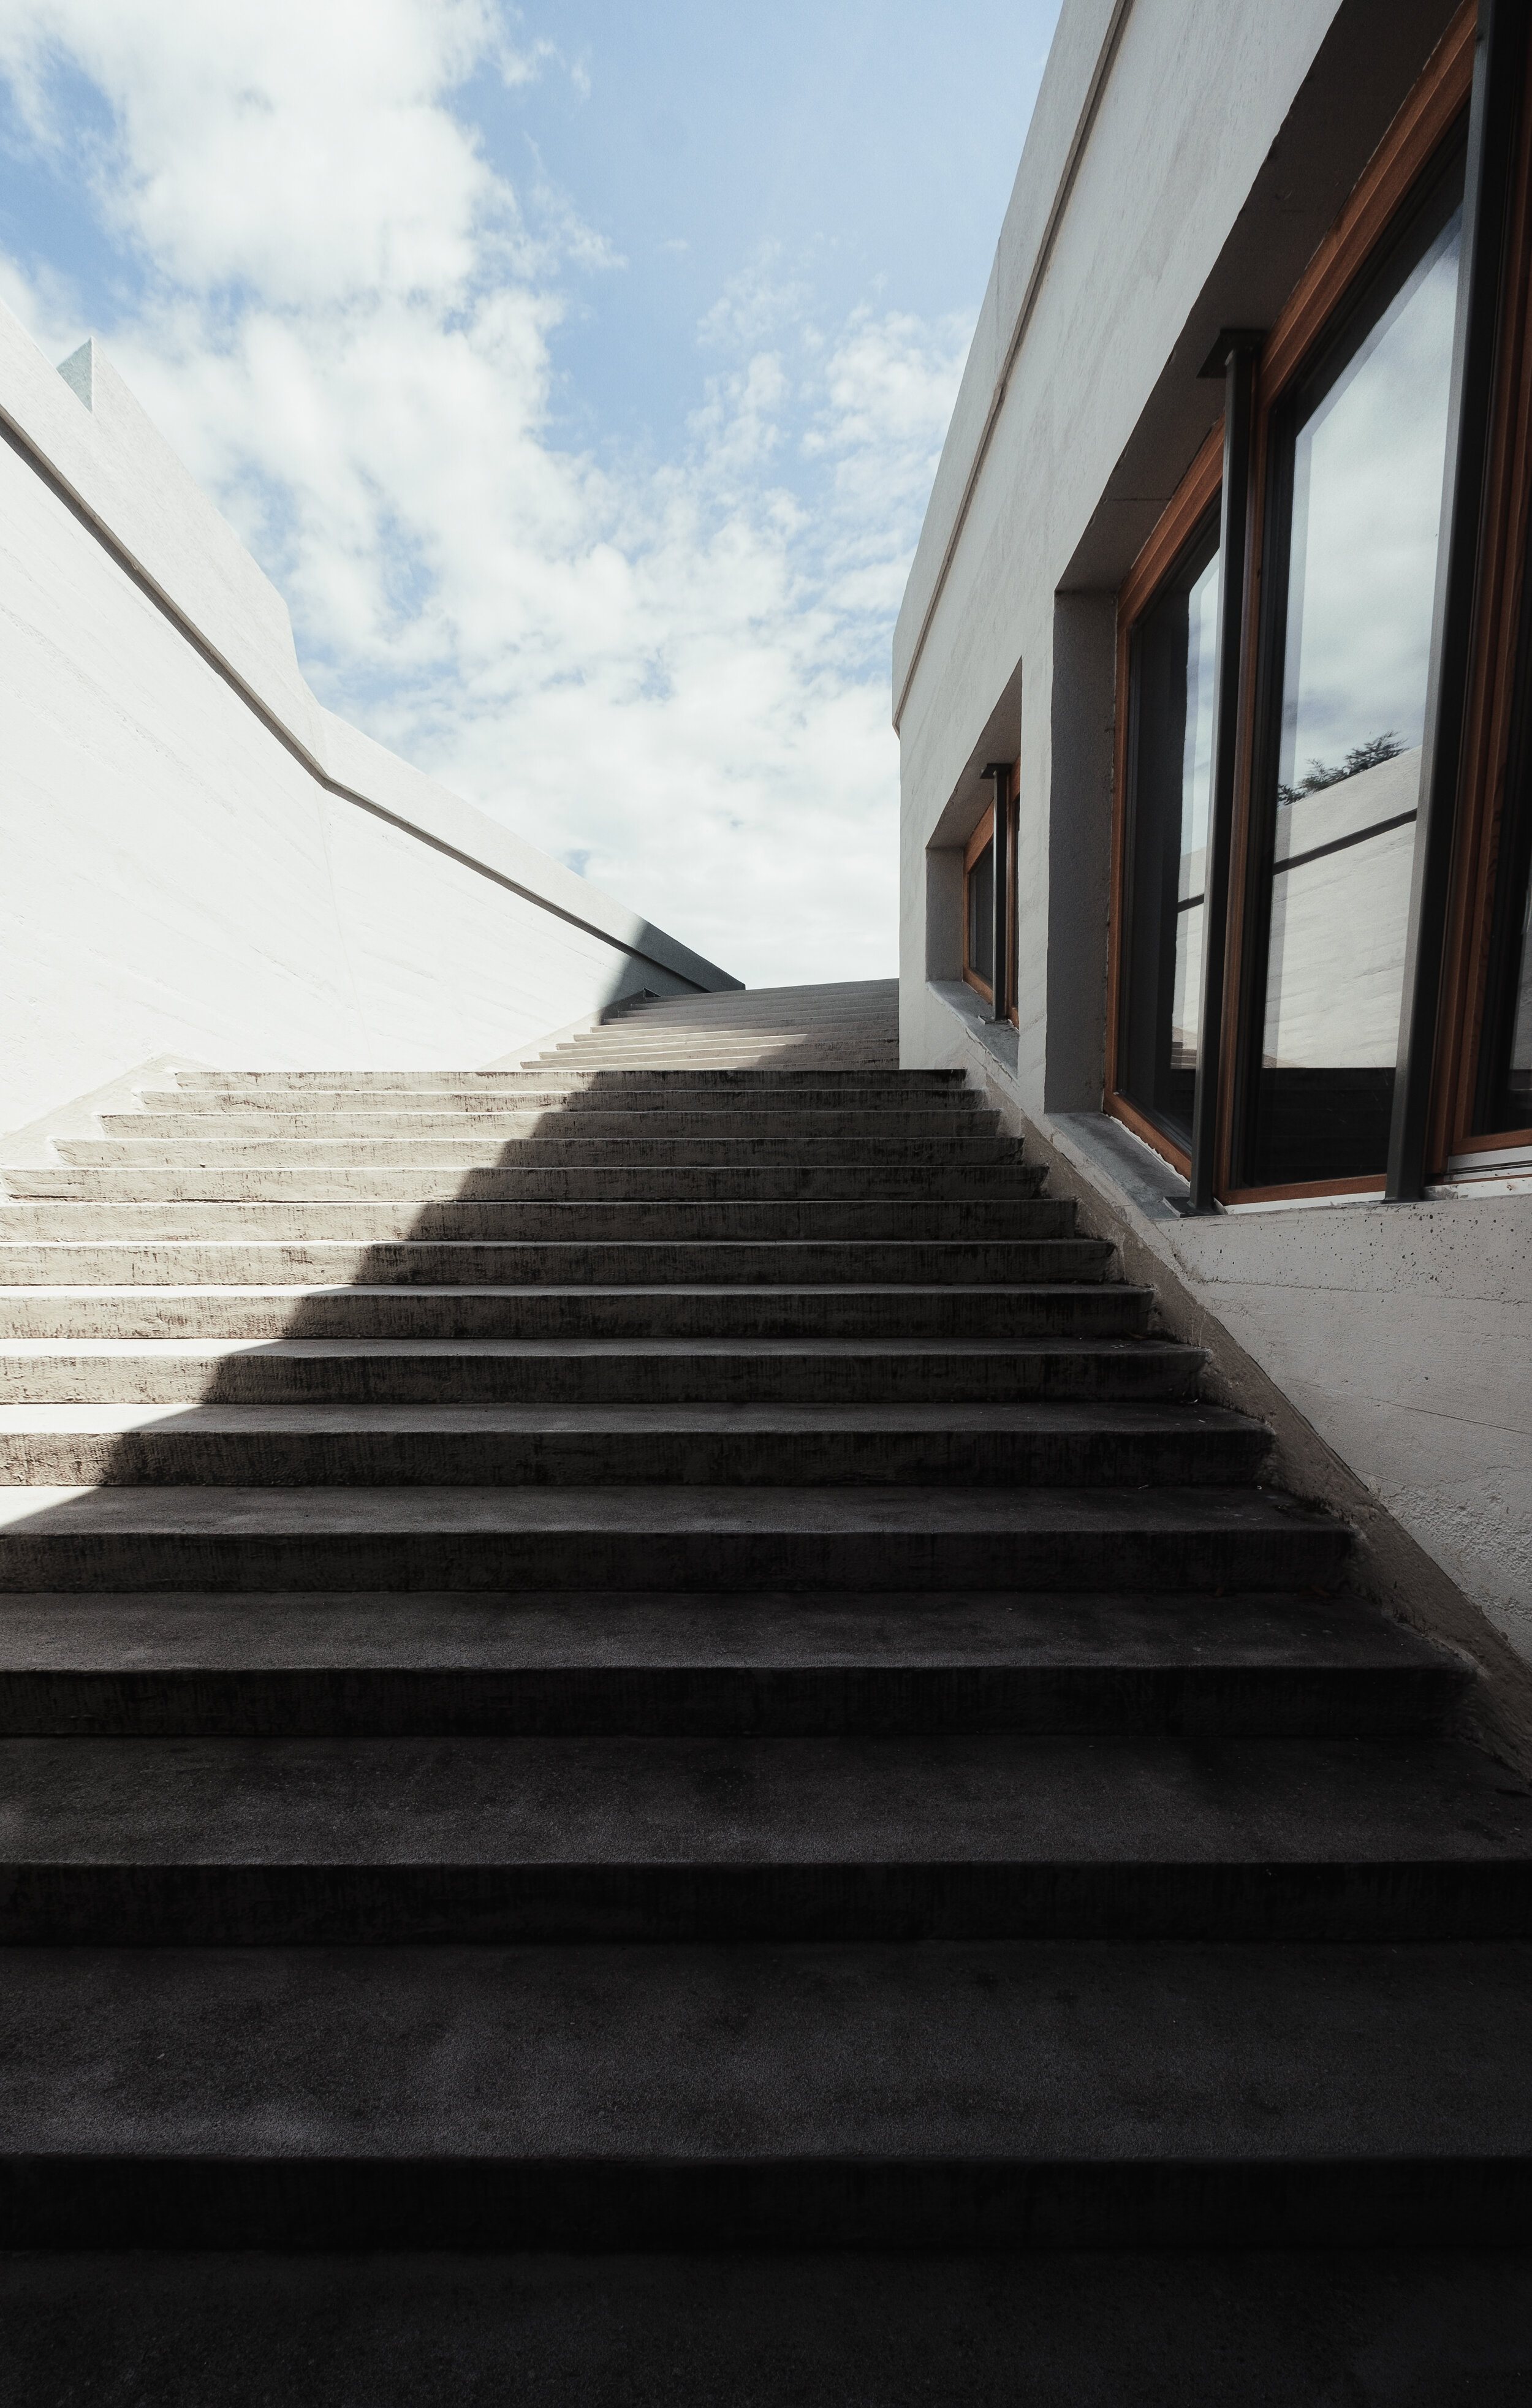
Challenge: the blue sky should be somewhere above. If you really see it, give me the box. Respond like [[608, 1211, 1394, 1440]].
[[0, 1, 1060, 983]]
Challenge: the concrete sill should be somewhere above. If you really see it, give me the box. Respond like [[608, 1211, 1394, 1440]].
[[928, 980, 1018, 1073]]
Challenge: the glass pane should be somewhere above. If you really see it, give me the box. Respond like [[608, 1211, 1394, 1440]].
[[1474, 569, 1532, 1135], [1504, 891, 1532, 1124], [967, 838, 994, 986], [1246, 138, 1465, 1186], [1118, 514, 1220, 1148]]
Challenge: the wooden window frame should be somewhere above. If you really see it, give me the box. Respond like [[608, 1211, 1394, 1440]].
[[1108, 3, 1481, 1202], [961, 801, 996, 1005], [961, 767, 1022, 1021], [1107, 426, 1225, 1177]]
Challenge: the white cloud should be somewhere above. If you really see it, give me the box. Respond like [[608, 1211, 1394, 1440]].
[[0, 0, 970, 985]]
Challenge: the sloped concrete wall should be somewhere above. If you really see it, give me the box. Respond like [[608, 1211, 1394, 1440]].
[[0, 311, 737, 1142]]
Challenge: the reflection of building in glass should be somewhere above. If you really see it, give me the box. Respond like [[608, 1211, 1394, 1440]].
[[1263, 745, 1420, 1070]]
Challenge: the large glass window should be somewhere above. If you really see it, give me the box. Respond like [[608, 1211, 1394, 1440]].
[[1238, 132, 1466, 1187], [1117, 513, 1220, 1151]]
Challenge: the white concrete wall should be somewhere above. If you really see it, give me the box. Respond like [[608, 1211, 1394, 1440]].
[[895, 0, 1345, 1099], [0, 311, 736, 1142], [897, 0, 1532, 1702]]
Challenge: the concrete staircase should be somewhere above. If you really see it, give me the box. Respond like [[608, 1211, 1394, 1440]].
[[0, 975, 1528, 2271]]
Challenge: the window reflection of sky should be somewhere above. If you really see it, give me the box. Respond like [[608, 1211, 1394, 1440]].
[[1171, 547, 1219, 1066], [1181, 550, 1219, 875], [1280, 209, 1462, 795]]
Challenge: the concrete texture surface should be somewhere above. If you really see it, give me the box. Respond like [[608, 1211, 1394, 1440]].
[[2, 1940, 1531, 2246], [2, 2247, 1531, 2408], [0, 986, 1523, 2314]]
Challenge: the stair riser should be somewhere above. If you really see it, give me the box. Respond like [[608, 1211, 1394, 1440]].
[[0, 1202, 1072, 1243], [0, 1242, 1113, 1287], [0, 1665, 1456, 1739], [0, 1352, 1204, 1407], [0, 1290, 1154, 1342], [4, 1862, 1527, 1947], [0, 1427, 1269, 1488], [0, 1525, 1350, 1593], [4, 2156, 1519, 2251], [7, 1168, 1045, 1204]]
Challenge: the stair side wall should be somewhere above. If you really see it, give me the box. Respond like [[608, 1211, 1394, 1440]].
[[924, 987, 1532, 1769], [0, 309, 738, 1142]]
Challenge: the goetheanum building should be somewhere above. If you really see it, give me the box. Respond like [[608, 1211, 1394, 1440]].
[[898, 0, 1532, 1746]]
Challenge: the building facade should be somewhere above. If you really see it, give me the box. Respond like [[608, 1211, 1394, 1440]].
[[897, 0, 1532, 1747]]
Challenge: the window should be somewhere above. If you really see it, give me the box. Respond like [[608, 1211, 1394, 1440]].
[[1107, 4, 1532, 1201], [1116, 509, 1221, 1153], [962, 778, 1018, 1018], [964, 805, 995, 999], [1475, 629, 1532, 1136], [1235, 131, 1466, 1187]]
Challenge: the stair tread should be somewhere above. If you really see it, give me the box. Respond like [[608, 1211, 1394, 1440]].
[[2, 1735, 1520, 1865], [0, 1587, 1450, 1672], [0, 1399, 1261, 1434], [0, 1281, 1150, 1300], [2, 1940, 1528, 2162], [0, 1335, 1191, 1360], [0, 1482, 1328, 1534]]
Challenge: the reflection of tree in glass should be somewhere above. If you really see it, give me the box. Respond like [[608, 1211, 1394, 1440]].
[[1277, 730, 1403, 806]]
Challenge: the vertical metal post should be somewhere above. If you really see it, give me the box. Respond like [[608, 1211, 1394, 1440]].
[[1388, 0, 1525, 1200], [1187, 330, 1262, 1213], [983, 760, 1011, 1023]]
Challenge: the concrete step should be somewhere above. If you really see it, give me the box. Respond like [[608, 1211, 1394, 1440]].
[[531, 1052, 908, 1067], [0, 1281, 1154, 1342], [0, 1238, 1115, 1287], [0, 1399, 1270, 1488], [99, 1108, 997, 1142], [0, 1588, 1460, 1737], [1, 1733, 1524, 1945], [6, 1162, 1045, 1204], [135, 1083, 986, 1115], [0, 1198, 1072, 1244], [170, 1066, 964, 1090], [0, 1335, 1206, 1406], [1, 1939, 1527, 2245], [7, 2245, 1532, 2408], [0, 1483, 1350, 1592], [539, 1045, 904, 1064], [44, 1133, 1025, 1168]]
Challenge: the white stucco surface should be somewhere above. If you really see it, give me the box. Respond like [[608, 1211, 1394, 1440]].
[[1167, 1200, 1532, 1656], [0, 308, 734, 1140]]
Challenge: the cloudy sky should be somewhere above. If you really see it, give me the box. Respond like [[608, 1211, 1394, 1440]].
[[0, 1, 1060, 985]]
